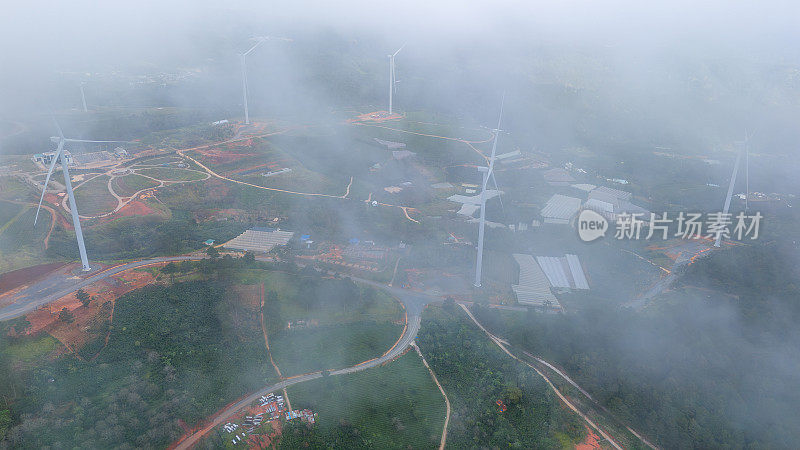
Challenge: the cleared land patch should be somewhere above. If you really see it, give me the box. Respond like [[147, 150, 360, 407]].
[[111, 173, 160, 197], [72, 175, 117, 216], [285, 351, 446, 449], [135, 167, 207, 182]]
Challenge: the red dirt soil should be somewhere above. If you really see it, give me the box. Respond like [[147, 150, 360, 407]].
[[195, 149, 257, 164], [116, 200, 156, 217], [0, 262, 68, 296], [351, 111, 404, 123], [576, 426, 603, 450], [24, 265, 163, 355], [44, 194, 74, 230]]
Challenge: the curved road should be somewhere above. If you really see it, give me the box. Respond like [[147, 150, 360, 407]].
[[0, 255, 438, 450], [173, 312, 422, 449]]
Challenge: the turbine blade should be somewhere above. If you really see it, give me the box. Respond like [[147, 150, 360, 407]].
[[35, 140, 64, 227], [52, 116, 65, 139], [491, 171, 504, 213], [393, 43, 406, 57], [485, 95, 505, 182], [64, 139, 129, 143]]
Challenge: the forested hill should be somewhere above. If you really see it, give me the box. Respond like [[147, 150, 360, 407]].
[[680, 243, 800, 337], [470, 243, 800, 448]]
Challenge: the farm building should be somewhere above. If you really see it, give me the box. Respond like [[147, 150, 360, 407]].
[[535, 254, 589, 290], [543, 168, 575, 186], [591, 186, 632, 201], [512, 254, 562, 311], [392, 150, 416, 160], [540, 194, 582, 224], [32, 151, 73, 166], [584, 187, 650, 222], [374, 138, 406, 149], [448, 190, 502, 217], [571, 183, 596, 193], [223, 228, 294, 253]]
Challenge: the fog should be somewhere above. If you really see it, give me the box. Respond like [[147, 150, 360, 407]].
[[1, 0, 799, 448]]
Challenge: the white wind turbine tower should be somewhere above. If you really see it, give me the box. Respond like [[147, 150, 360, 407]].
[[715, 133, 752, 248], [35, 119, 129, 271], [474, 96, 505, 287], [239, 36, 292, 125], [387, 44, 405, 115], [79, 83, 88, 112]]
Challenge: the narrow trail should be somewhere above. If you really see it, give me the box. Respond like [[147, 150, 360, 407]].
[[259, 283, 293, 411], [355, 122, 495, 163], [179, 141, 422, 222], [520, 349, 658, 449], [343, 176, 353, 198], [458, 303, 624, 450], [68, 166, 210, 219], [388, 257, 401, 287], [412, 342, 450, 450], [42, 118, 498, 224], [172, 285, 423, 450]]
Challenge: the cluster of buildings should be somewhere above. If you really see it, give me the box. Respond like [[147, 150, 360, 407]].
[[223, 227, 295, 253], [223, 423, 247, 445], [285, 409, 316, 424], [259, 393, 286, 414], [298, 239, 394, 272], [32, 147, 129, 169], [221, 393, 293, 445], [540, 185, 649, 227], [511, 253, 589, 311]]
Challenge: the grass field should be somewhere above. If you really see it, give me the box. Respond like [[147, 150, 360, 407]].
[[0, 201, 25, 229], [231, 269, 405, 377], [111, 173, 160, 197], [270, 321, 403, 376], [0, 207, 52, 273], [285, 351, 446, 449], [135, 167, 207, 181], [187, 136, 345, 194], [2, 333, 61, 365], [134, 155, 185, 166], [72, 175, 117, 216], [236, 270, 403, 327]]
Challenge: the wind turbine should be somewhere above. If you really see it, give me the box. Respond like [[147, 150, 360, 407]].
[[387, 44, 404, 115], [79, 83, 88, 112], [474, 95, 505, 287], [714, 133, 752, 248], [35, 119, 128, 271], [239, 36, 292, 125]]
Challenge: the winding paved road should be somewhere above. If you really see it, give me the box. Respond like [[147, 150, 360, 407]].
[[170, 272, 431, 449], [173, 313, 422, 449], [0, 254, 438, 450]]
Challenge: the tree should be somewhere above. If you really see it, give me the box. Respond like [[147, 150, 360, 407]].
[[178, 260, 193, 274], [76, 289, 91, 308], [59, 307, 75, 323], [243, 251, 256, 266], [161, 262, 178, 282], [206, 246, 220, 259], [0, 409, 10, 441]]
